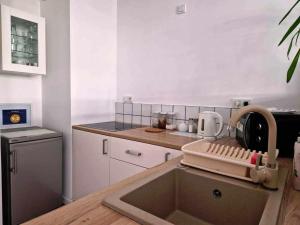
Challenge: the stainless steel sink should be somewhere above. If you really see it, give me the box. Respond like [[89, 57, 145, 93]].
[[103, 165, 288, 225]]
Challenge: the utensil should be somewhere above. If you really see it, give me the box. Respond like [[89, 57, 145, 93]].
[[197, 111, 223, 139]]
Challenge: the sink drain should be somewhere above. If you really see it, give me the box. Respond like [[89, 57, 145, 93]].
[[212, 189, 222, 199]]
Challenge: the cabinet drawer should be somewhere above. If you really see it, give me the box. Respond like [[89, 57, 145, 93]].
[[109, 158, 146, 185], [110, 137, 182, 168]]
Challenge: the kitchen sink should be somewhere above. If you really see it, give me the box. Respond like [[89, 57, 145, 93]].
[[103, 164, 288, 225]]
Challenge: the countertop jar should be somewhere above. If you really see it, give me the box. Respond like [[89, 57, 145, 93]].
[[166, 112, 177, 130], [158, 112, 167, 129], [151, 112, 160, 128], [188, 118, 198, 133]]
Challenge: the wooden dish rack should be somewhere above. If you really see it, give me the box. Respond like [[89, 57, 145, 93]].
[[181, 140, 278, 182]]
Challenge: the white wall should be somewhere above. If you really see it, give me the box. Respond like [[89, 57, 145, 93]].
[[117, 0, 300, 108], [0, 0, 42, 125], [70, 0, 117, 125], [40, 0, 72, 202], [42, 0, 117, 202]]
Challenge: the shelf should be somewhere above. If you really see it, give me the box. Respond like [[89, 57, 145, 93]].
[[11, 61, 38, 67], [12, 50, 38, 56], [11, 34, 37, 41]]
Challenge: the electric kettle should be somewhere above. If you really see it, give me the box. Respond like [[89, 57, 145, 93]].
[[197, 111, 224, 140]]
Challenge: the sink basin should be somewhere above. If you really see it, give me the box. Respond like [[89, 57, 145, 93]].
[[103, 165, 288, 225]]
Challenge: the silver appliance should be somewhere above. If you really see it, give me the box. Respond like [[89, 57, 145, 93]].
[[1, 127, 63, 225]]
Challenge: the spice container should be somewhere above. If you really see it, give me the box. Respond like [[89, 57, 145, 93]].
[[158, 112, 167, 129], [151, 112, 160, 128], [166, 112, 177, 130], [188, 118, 198, 133]]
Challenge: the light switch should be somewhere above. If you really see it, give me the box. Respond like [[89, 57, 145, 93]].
[[176, 4, 187, 14]]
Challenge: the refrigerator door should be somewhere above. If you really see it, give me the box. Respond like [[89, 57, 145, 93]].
[[9, 137, 62, 225]]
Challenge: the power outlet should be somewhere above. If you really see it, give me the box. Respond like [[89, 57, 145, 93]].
[[231, 98, 252, 108]]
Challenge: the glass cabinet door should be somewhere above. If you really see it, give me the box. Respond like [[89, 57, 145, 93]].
[[11, 16, 38, 67], [1, 5, 46, 75]]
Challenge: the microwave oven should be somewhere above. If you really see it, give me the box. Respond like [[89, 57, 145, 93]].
[[236, 111, 300, 158]]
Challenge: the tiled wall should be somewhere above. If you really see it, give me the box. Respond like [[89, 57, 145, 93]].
[[115, 102, 237, 137]]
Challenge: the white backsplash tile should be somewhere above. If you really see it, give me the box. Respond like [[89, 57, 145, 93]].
[[124, 115, 132, 124], [142, 117, 151, 126], [115, 114, 123, 123], [176, 119, 186, 125], [142, 104, 151, 116], [174, 105, 186, 120], [132, 116, 142, 125], [133, 103, 142, 115], [162, 105, 173, 113], [124, 103, 133, 115], [215, 107, 231, 124], [200, 106, 215, 112], [115, 102, 123, 114], [186, 106, 199, 120], [151, 104, 162, 113]]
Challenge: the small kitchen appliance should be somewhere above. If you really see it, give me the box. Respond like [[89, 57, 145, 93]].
[[1, 127, 63, 225], [197, 111, 224, 140], [236, 111, 300, 158]]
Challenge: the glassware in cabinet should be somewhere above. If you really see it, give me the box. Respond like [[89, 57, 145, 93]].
[[11, 16, 38, 67]]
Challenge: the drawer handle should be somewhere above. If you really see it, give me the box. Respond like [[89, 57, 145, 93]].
[[165, 152, 171, 162], [125, 150, 142, 157], [102, 139, 108, 155]]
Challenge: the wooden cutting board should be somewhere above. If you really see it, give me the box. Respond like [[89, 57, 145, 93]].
[[144, 127, 164, 133]]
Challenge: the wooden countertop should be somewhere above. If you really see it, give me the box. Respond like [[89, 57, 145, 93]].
[[23, 128, 300, 225], [72, 125, 197, 150]]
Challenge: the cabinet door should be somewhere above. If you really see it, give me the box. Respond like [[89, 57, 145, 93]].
[[1, 5, 46, 75], [109, 158, 146, 185], [72, 129, 110, 200], [10, 138, 62, 225]]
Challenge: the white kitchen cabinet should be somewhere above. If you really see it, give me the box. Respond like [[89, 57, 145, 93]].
[[0, 5, 46, 75], [72, 129, 110, 200], [72, 129, 183, 200], [109, 158, 146, 185]]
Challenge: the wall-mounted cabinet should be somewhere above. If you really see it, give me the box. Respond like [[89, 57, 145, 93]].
[[0, 5, 46, 75]]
